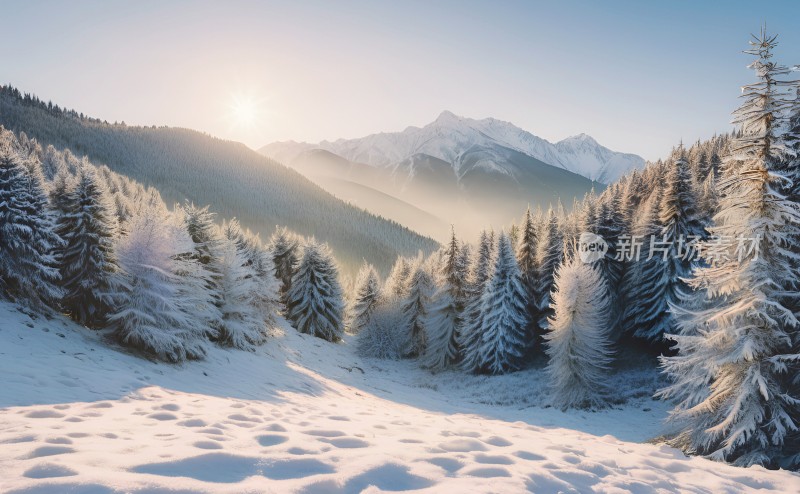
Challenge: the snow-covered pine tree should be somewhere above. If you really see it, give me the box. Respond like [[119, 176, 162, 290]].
[[223, 219, 281, 325], [356, 303, 408, 360], [534, 207, 563, 329], [216, 235, 268, 350], [460, 230, 496, 372], [545, 252, 612, 409], [348, 262, 382, 334], [286, 240, 345, 342], [475, 232, 528, 374], [181, 202, 225, 331], [421, 227, 467, 371], [56, 163, 119, 327], [0, 132, 63, 309], [109, 206, 209, 362], [659, 31, 800, 467], [384, 255, 413, 300], [594, 190, 624, 330], [516, 207, 539, 346], [620, 188, 671, 342], [269, 226, 300, 304], [400, 264, 435, 357]]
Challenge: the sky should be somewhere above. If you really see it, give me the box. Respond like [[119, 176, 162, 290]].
[[1, 0, 799, 161]]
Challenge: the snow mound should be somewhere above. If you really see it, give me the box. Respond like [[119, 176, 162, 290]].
[[1, 301, 798, 493]]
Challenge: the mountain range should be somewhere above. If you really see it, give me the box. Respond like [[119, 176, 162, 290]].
[[0, 86, 438, 275], [260, 111, 644, 240]]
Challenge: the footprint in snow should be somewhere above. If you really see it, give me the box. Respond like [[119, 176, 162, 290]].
[[25, 410, 65, 419], [474, 453, 515, 465], [22, 463, 78, 479], [22, 446, 75, 459], [303, 429, 346, 438], [318, 437, 370, 449], [256, 434, 289, 447]]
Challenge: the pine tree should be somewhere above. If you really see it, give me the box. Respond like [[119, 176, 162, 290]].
[[534, 207, 563, 329], [348, 262, 382, 334], [0, 133, 63, 309], [286, 240, 344, 342], [385, 256, 413, 300], [181, 203, 225, 332], [475, 233, 529, 374], [460, 230, 495, 372], [545, 253, 612, 410], [421, 227, 467, 370], [659, 31, 800, 467], [516, 207, 539, 346], [400, 264, 435, 357], [216, 237, 268, 350], [270, 226, 300, 304], [56, 164, 119, 326], [109, 206, 208, 362], [223, 219, 281, 325]]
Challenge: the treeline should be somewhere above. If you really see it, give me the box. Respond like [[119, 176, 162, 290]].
[[0, 127, 347, 361], [350, 32, 800, 470], [0, 85, 439, 275]]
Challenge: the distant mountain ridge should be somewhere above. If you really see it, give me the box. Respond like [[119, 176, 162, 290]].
[[0, 85, 439, 275], [261, 111, 644, 184], [260, 112, 639, 239]]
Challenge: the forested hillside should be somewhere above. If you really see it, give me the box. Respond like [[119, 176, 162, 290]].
[[0, 86, 438, 275]]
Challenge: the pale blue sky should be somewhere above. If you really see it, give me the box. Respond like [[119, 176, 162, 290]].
[[1, 0, 799, 160]]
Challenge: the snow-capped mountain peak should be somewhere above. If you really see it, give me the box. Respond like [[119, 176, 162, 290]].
[[260, 112, 644, 184]]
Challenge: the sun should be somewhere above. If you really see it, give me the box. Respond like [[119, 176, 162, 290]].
[[230, 95, 259, 128]]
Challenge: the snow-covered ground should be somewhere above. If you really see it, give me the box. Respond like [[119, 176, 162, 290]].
[[1, 301, 798, 493]]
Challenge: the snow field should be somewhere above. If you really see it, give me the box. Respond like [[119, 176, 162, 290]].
[[1, 302, 799, 493]]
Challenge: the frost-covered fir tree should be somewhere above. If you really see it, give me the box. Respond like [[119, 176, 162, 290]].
[[56, 164, 119, 327], [421, 227, 468, 371], [659, 31, 800, 467], [545, 252, 612, 409], [516, 207, 539, 345], [459, 230, 496, 372], [181, 203, 225, 331], [400, 264, 435, 357], [347, 262, 382, 334], [109, 206, 209, 362], [223, 219, 281, 325], [534, 207, 563, 329], [384, 255, 413, 300], [0, 132, 63, 309], [270, 227, 300, 304], [356, 304, 409, 360], [216, 237, 268, 350], [286, 240, 345, 342], [475, 233, 528, 374]]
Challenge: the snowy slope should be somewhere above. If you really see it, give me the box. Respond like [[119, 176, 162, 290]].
[[2, 301, 798, 493], [260, 111, 644, 184]]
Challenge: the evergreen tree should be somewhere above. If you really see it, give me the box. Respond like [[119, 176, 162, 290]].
[[545, 253, 612, 410], [460, 230, 496, 372], [181, 203, 225, 331], [385, 255, 413, 300], [286, 240, 345, 342], [475, 233, 528, 374], [216, 237, 268, 350], [348, 262, 382, 334], [56, 164, 119, 326], [400, 264, 435, 357], [223, 219, 281, 325], [0, 133, 63, 308], [270, 226, 300, 304], [659, 31, 800, 467], [421, 227, 467, 370], [516, 207, 539, 346], [534, 207, 563, 329], [109, 206, 208, 362]]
